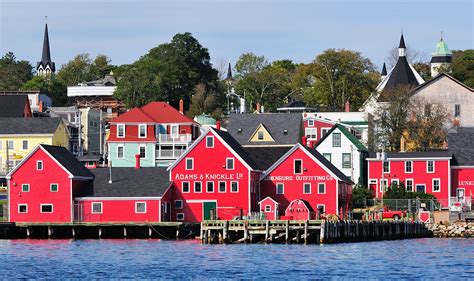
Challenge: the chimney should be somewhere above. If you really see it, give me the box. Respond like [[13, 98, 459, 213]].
[[135, 154, 140, 169], [400, 136, 406, 152], [442, 140, 448, 149], [344, 100, 350, 112], [216, 120, 221, 130], [39, 101, 44, 113], [301, 136, 308, 147], [256, 103, 261, 113], [179, 99, 184, 114]]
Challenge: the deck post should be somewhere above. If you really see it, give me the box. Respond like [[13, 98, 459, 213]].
[[203, 228, 208, 244], [98, 228, 102, 239], [223, 221, 229, 243], [149, 227, 152, 238], [26, 227, 30, 238], [304, 220, 308, 244], [48, 226, 52, 239], [319, 220, 325, 243], [265, 220, 270, 242], [285, 220, 289, 243], [72, 227, 75, 239], [296, 229, 301, 243], [124, 227, 127, 238], [243, 222, 249, 243]]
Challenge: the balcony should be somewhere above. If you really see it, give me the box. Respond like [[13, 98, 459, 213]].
[[157, 134, 192, 144]]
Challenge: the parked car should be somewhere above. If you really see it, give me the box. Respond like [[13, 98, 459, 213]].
[[375, 206, 406, 220]]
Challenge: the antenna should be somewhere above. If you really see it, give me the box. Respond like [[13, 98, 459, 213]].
[[441, 30, 444, 40]]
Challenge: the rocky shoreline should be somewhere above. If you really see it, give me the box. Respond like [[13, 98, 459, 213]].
[[426, 221, 474, 238]]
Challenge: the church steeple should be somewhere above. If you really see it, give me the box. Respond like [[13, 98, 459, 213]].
[[226, 62, 233, 80], [430, 33, 452, 77], [398, 33, 406, 57], [36, 22, 55, 76]]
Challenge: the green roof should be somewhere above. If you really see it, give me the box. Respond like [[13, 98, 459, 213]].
[[432, 38, 452, 56], [314, 123, 367, 151], [341, 121, 368, 126], [194, 114, 216, 125]]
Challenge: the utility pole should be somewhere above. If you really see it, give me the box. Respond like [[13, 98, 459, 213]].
[[99, 110, 103, 155], [78, 110, 83, 156], [5, 140, 9, 174]]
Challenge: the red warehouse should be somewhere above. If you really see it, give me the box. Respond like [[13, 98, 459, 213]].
[[449, 127, 474, 209], [7, 144, 94, 223], [261, 143, 354, 217], [367, 151, 452, 207], [75, 167, 171, 223], [168, 127, 261, 222]]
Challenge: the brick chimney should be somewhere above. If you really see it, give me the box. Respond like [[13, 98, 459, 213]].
[[345, 100, 350, 112], [39, 101, 44, 113], [256, 103, 261, 113], [179, 99, 184, 114], [216, 120, 221, 130], [135, 154, 140, 169], [301, 136, 308, 147]]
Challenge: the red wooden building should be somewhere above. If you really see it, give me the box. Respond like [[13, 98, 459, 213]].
[[168, 126, 261, 222], [284, 199, 315, 220], [367, 151, 452, 207], [258, 196, 279, 220], [7, 144, 94, 223], [261, 143, 354, 217]]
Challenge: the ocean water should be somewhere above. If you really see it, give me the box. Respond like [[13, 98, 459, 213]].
[[0, 238, 473, 279]]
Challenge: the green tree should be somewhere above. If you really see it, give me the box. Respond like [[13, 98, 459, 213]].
[[56, 53, 115, 86], [235, 52, 268, 76], [0, 52, 33, 90], [451, 49, 474, 87], [352, 185, 373, 208], [21, 75, 68, 106], [114, 67, 160, 108]]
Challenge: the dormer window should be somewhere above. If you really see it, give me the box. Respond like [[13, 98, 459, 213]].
[[117, 124, 125, 138], [257, 131, 264, 140], [36, 160, 43, 171], [139, 124, 147, 138], [237, 128, 242, 134], [206, 136, 214, 148], [308, 119, 314, 127]]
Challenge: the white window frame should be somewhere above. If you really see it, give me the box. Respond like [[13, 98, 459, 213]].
[[36, 160, 43, 171], [206, 136, 214, 148], [432, 178, 441, 192], [308, 119, 314, 127], [332, 133, 341, 147], [276, 183, 284, 194], [182, 181, 190, 193], [305, 128, 317, 139], [380, 179, 388, 192], [139, 145, 146, 159], [230, 181, 239, 193], [265, 205, 271, 212], [185, 158, 194, 170], [175, 200, 183, 209], [226, 158, 235, 170], [91, 202, 103, 214], [18, 204, 28, 214], [176, 213, 185, 221], [317, 204, 326, 213], [22, 184, 30, 192], [50, 183, 58, 192], [342, 153, 352, 169], [405, 161, 413, 173], [40, 204, 54, 213], [117, 124, 125, 138], [117, 145, 124, 159], [383, 161, 390, 173], [138, 124, 147, 138], [206, 181, 214, 193], [294, 159, 303, 175], [318, 183, 326, 194], [321, 128, 330, 138], [218, 181, 226, 193], [22, 140, 28, 150], [303, 183, 311, 194], [135, 202, 147, 213], [405, 179, 414, 192], [194, 181, 202, 193], [171, 124, 179, 138], [427, 160, 435, 173]]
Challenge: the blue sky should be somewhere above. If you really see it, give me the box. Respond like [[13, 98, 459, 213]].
[[1, 0, 472, 73]]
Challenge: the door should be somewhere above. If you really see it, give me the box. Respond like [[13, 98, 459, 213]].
[[203, 202, 217, 220]]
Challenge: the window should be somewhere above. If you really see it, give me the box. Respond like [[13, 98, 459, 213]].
[[455, 104, 461, 117], [308, 119, 314, 127], [323, 153, 332, 162], [22, 184, 30, 192], [175, 200, 183, 209], [342, 153, 351, 169], [317, 204, 326, 214], [206, 136, 214, 148], [92, 202, 102, 214], [18, 204, 27, 213], [405, 161, 413, 173], [305, 128, 317, 139], [182, 182, 190, 193], [50, 183, 58, 192], [36, 160, 43, 170], [257, 131, 264, 140], [219, 182, 226, 193], [206, 182, 214, 193], [354, 129, 363, 140], [194, 182, 202, 193], [116, 146, 124, 159], [416, 184, 426, 193], [185, 158, 194, 170], [231, 181, 238, 193], [226, 158, 234, 170], [380, 179, 388, 192], [391, 179, 399, 187], [303, 183, 311, 194], [318, 183, 326, 194], [22, 140, 28, 150], [7, 140, 14, 150], [0, 140, 2, 150], [139, 124, 147, 138], [276, 183, 284, 194], [294, 160, 302, 174], [135, 202, 146, 213], [405, 179, 414, 192], [383, 161, 390, 173], [321, 128, 330, 137], [117, 124, 125, 138], [265, 205, 271, 212], [433, 179, 441, 192], [171, 125, 179, 138], [139, 146, 146, 159], [41, 204, 53, 213], [427, 161, 435, 173], [332, 133, 341, 147], [176, 213, 185, 221]]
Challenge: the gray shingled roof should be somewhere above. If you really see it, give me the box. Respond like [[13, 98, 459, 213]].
[[41, 145, 94, 178], [0, 95, 30, 117], [448, 127, 474, 166], [243, 146, 292, 171], [86, 167, 171, 197], [0, 117, 62, 134], [224, 113, 302, 146], [213, 128, 260, 170]]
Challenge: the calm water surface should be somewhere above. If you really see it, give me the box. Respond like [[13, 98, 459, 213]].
[[0, 238, 473, 279]]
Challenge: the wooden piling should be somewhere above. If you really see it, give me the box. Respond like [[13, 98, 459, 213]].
[[304, 220, 308, 244], [285, 220, 289, 243], [265, 220, 270, 242]]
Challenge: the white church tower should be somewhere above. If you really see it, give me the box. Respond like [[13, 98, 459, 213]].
[[430, 34, 452, 77]]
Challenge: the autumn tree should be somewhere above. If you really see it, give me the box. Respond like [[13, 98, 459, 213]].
[[187, 83, 223, 119]]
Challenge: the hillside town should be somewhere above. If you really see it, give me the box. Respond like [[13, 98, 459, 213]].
[[1, 22, 473, 228]]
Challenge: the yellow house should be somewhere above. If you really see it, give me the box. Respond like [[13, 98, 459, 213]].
[[0, 117, 69, 174]]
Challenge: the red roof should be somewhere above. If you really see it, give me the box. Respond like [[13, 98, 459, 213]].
[[110, 101, 197, 124]]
